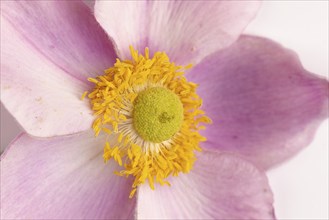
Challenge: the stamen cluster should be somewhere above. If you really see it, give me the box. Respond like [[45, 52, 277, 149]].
[[85, 47, 211, 197]]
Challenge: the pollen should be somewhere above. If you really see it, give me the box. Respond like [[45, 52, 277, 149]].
[[85, 46, 211, 198]]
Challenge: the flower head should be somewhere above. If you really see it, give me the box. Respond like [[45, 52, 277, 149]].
[[86, 47, 211, 196], [0, 1, 327, 219]]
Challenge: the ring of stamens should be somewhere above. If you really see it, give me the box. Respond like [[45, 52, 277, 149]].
[[84, 46, 211, 198]]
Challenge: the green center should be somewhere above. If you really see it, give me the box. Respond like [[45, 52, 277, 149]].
[[133, 87, 184, 143]]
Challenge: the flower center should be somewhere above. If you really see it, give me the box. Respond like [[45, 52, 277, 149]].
[[133, 87, 183, 143], [83, 46, 211, 198]]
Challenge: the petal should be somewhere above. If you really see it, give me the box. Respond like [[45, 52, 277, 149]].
[[1, 1, 116, 81], [187, 35, 329, 169], [94, 1, 261, 65], [0, 131, 136, 219], [0, 1, 116, 137], [0, 21, 92, 137], [137, 151, 275, 219]]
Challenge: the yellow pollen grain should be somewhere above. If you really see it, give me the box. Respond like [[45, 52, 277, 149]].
[[85, 46, 211, 197]]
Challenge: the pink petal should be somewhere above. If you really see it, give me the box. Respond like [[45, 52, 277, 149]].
[[187, 35, 329, 170], [94, 1, 261, 65], [1, 1, 116, 81], [0, 131, 136, 219], [1, 20, 92, 137], [0, 1, 117, 137], [137, 151, 275, 219]]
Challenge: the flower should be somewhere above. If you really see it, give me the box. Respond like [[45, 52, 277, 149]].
[[0, 1, 328, 219]]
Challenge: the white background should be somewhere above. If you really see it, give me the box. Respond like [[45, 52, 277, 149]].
[[1, 1, 328, 219]]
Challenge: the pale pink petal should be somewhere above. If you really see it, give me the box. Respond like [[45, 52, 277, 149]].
[[94, 1, 261, 65], [1, 1, 116, 81], [0, 1, 117, 137], [1, 20, 92, 137], [137, 151, 275, 219], [187, 35, 329, 169], [0, 131, 136, 219]]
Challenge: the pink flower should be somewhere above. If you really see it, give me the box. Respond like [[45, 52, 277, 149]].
[[1, 1, 328, 219]]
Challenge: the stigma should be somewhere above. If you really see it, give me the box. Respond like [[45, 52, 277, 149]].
[[133, 87, 183, 143], [84, 46, 211, 198]]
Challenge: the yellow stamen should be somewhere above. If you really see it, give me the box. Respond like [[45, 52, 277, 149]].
[[81, 91, 88, 100], [85, 46, 211, 197]]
